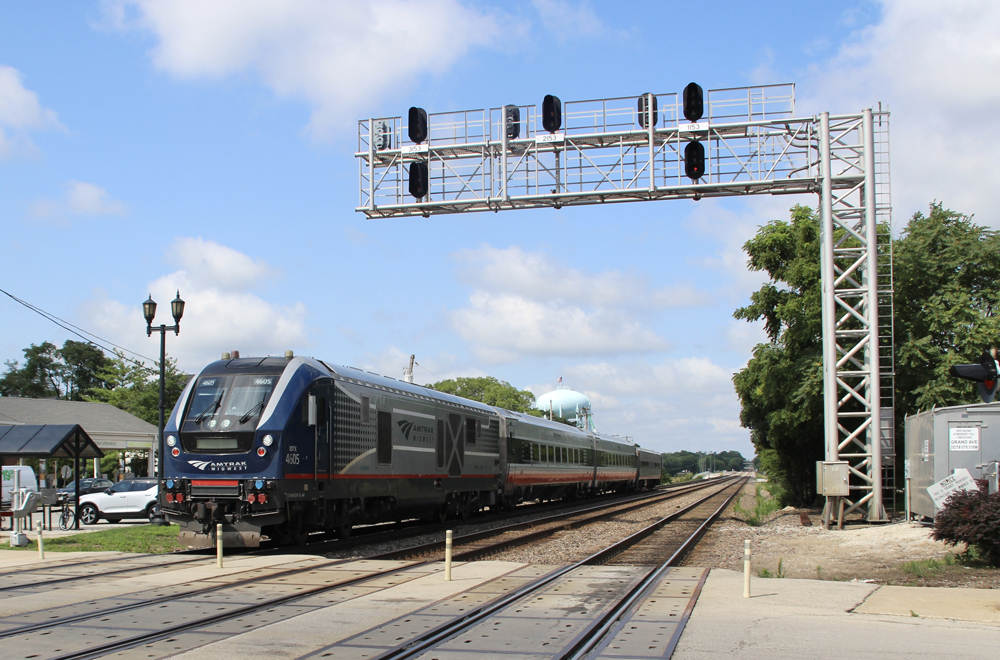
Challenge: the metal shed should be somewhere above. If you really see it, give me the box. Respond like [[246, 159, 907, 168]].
[[905, 402, 1000, 519]]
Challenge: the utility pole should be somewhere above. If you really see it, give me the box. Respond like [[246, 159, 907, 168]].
[[403, 354, 415, 383]]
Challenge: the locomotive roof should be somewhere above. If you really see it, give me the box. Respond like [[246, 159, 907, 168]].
[[202, 355, 640, 449]]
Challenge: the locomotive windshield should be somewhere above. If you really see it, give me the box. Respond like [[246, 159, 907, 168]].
[[184, 375, 277, 428]]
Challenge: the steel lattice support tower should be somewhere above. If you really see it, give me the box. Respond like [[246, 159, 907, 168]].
[[356, 85, 894, 521]]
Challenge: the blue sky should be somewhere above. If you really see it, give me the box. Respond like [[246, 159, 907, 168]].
[[2, 1, 997, 457]]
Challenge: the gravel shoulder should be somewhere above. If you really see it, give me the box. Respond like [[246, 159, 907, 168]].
[[683, 480, 1000, 588]]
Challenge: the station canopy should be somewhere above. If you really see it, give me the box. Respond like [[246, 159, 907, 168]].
[[0, 424, 104, 459]]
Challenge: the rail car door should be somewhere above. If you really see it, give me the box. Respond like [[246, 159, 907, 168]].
[[305, 382, 334, 482], [436, 413, 466, 477]]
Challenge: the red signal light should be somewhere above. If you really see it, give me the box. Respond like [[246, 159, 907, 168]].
[[171, 447, 180, 457]]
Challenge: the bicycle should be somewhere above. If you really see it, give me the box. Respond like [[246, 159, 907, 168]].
[[58, 501, 76, 531]]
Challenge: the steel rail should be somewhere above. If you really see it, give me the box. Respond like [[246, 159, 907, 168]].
[[47, 558, 423, 660], [271, 479, 709, 556], [0, 555, 210, 591], [370, 477, 737, 561], [0, 550, 206, 579], [0, 557, 347, 640], [368, 478, 747, 660], [558, 478, 747, 660]]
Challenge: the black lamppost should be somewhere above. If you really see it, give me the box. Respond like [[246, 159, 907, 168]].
[[144, 291, 184, 526]]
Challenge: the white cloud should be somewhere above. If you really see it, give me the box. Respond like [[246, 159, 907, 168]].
[[0, 64, 64, 157], [83, 238, 307, 371], [539, 357, 752, 456], [452, 291, 670, 362], [454, 245, 704, 308], [450, 245, 701, 362], [168, 237, 274, 292], [30, 181, 128, 220], [103, 0, 508, 140], [804, 0, 1000, 225]]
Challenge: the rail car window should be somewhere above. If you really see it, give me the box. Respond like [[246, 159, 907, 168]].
[[548, 446, 554, 462], [531, 443, 540, 461], [466, 417, 477, 446], [377, 411, 392, 464]]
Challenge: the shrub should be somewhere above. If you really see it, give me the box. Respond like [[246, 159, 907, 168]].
[[931, 486, 1000, 567]]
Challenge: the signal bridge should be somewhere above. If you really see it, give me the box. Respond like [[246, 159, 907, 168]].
[[356, 83, 894, 524]]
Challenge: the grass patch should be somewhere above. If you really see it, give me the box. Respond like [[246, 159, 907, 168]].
[[4, 525, 182, 554], [757, 558, 787, 578], [734, 482, 785, 526], [899, 550, 992, 578]]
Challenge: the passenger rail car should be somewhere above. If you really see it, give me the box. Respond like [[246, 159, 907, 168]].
[[161, 354, 661, 548]]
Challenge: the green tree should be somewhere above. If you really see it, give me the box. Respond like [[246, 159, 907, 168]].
[[57, 340, 110, 400], [0, 341, 62, 398], [733, 202, 1000, 504], [85, 350, 189, 425], [894, 203, 1000, 427], [0, 340, 110, 400], [732, 205, 825, 505], [429, 376, 539, 414]]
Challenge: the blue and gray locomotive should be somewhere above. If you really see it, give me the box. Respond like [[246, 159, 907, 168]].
[[161, 353, 662, 548]]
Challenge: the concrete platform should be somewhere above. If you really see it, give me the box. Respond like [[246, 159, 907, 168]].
[[673, 569, 999, 659]]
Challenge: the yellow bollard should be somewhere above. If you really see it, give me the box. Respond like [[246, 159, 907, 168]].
[[216, 523, 223, 568], [37, 521, 44, 560], [444, 530, 453, 581], [743, 539, 751, 598]]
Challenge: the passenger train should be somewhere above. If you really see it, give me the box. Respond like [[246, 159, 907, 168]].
[[160, 353, 662, 548]]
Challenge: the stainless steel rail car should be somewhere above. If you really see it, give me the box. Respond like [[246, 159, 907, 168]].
[[160, 354, 655, 548]]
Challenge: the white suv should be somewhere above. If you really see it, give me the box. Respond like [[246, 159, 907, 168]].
[[78, 479, 159, 524]]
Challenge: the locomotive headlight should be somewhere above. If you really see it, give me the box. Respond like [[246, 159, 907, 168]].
[[254, 479, 264, 490], [262, 434, 273, 447], [166, 435, 176, 447]]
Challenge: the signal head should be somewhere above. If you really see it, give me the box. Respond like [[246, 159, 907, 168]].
[[683, 82, 704, 123], [408, 107, 428, 144], [542, 95, 562, 133]]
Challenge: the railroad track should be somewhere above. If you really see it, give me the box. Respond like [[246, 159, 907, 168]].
[[0, 476, 746, 660], [255, 478, 717, 557], [363, 477, 747, 660], [366, 476, 737, 562]]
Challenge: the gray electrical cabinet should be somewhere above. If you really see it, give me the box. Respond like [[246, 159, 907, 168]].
[[905, 402, 1000, 518], [816, 461, 850, 496]]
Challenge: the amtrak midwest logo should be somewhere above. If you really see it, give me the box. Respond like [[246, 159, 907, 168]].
[[188, 459, 248, 472], [397, 419, 435, 442]]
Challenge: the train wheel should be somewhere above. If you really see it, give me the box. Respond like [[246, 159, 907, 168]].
[[337, 524, 352, 539]]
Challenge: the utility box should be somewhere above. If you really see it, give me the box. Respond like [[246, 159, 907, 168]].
[[816, 461, 849, 496], [905, 402, 1000, 518]]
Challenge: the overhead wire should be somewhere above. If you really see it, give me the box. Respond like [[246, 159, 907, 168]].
[[0, 286, 158, 366]]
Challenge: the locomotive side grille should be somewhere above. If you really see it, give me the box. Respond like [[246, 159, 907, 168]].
[[333, 385, 376, 472], [481, 419, 501, 454]]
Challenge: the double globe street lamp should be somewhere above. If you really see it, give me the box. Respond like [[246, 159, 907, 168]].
[[143, 291, 185, 526]]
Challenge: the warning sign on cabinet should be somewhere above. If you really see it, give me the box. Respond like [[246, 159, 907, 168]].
[[948, 426, 980, 451]]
